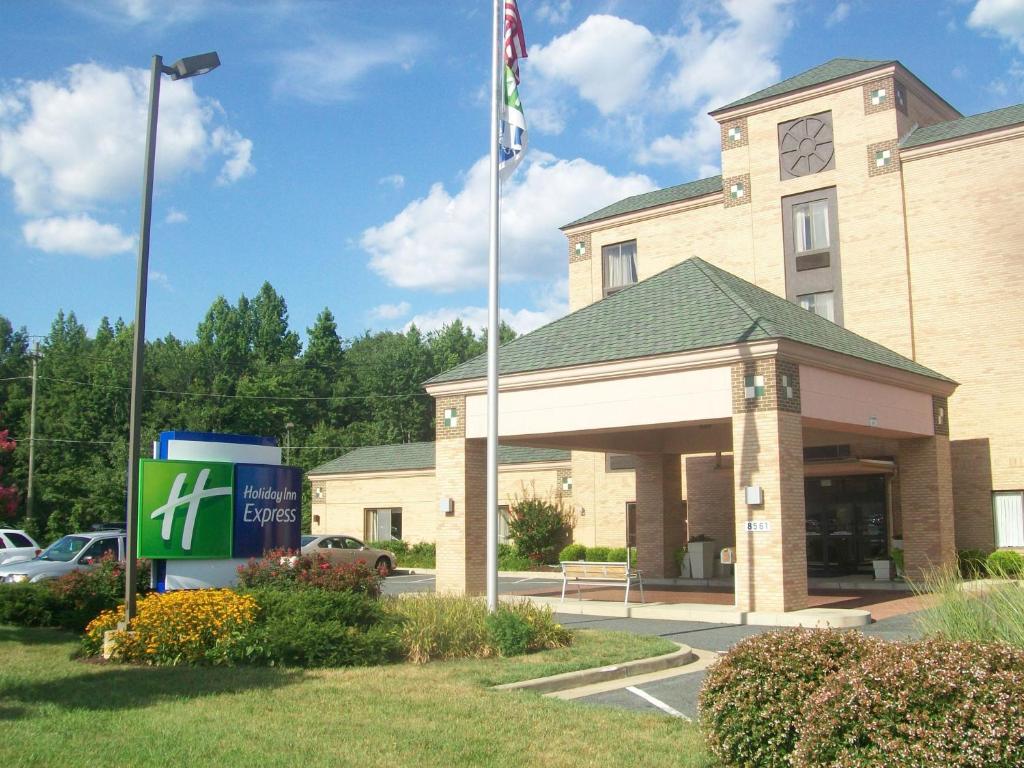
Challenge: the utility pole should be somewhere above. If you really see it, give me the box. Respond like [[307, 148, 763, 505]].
[[26, 342, 38, 524], [285, 422, 294, 465]]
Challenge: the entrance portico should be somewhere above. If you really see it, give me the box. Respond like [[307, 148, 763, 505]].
[[424, 259, 957, 614]]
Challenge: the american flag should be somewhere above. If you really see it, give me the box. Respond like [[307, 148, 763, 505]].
[[504, 0, 528, 83]]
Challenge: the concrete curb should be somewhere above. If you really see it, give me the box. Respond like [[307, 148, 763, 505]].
[[491, 642, 697, 695]]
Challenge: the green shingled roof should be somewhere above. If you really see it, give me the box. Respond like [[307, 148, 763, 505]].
[[426, 258, 951, 385], [563, 176, 722, 229], [309, 442, 569, 476], [902, 102, 1024, 148], [713, 58, 893, 113]]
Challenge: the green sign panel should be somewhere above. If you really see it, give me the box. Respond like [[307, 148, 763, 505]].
[[138, 459, 234, 559]]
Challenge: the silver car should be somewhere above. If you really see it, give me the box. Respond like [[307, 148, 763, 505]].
[[0, 530, 125, 583], [300, 535, 396, 575]]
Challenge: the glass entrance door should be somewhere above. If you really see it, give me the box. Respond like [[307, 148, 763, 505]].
[[805, 475, 887, 576]]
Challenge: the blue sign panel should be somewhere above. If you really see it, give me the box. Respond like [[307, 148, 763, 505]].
[[232, 464, 302, 558]]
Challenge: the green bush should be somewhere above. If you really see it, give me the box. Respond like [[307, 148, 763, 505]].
[[498, 546, 534, 571], [0, 554, 150, 631], [0, 582, 58, 627], [889, 546, 904, 575], [699, 629, 878, 768], [987, 549, 1024, 578], [559, 543, 587, 561], [396, 541, 435, 569], [367, 539, 407, 555], [607, 547, 627, 562], [674, 547, 687, 575], [507, 487, 574, 564], [586, 546, 611, 562], [486, 609, 533, 656], [959, 548, 989, 578], [232, 587, 401, 667], [793, 639, 1024, 767]]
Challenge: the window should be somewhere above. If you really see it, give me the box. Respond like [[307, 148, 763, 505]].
[[342, 537, 364, 550], [606, 453, 637, 472], [798, 291, 835, 322], [994, 492, 1024, 548], [365, 508, 402, 542], [499, 505, 510, 544], [7, 532, 33, 548], [319, 537, 344, 549], [602, 240, 637, 296], [782, 187, 843, 325], [80, 537, 119, 563]]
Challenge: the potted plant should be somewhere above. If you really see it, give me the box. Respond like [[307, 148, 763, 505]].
[[872, 557, 893, 581], [674, 546, 689, 578], [688, 534, 715, 579]]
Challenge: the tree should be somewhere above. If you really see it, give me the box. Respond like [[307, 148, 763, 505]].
[[0, 429, 17, 518]]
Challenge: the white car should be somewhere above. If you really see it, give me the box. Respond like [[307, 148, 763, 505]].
[[0, 529, 41, 566]]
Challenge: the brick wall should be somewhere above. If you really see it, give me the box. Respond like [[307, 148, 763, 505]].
[[635, 453, 685, 578], [899, 435, 957, 577], [435, 437, 487, 594], [684, 454, 735, 547]]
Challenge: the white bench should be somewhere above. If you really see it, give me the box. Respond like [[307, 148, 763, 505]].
[[559, 561, 644, 605]]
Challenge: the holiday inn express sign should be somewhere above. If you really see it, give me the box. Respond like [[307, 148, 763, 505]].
[[138, 458, 300, 559]]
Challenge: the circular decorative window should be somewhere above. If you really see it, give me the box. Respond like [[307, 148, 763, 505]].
[[779, 115, 834, 178]]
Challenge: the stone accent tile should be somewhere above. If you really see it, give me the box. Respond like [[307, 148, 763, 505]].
[[720, 117, 748, 151], [556, 468, 573, 496], [868, 139, 900, 177], [723, 173, 751, 208], [568, 230, 592, 263], [863, 76, 895, 115], [435, 395, 465, 440], [932, 395, 950, 437], [731, 358, 801, 414]]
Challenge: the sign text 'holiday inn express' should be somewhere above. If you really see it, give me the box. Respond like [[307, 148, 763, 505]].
[[138, 458, 301, 559]]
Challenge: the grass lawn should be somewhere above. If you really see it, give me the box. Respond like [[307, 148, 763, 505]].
[[1, 626, 713, 768]]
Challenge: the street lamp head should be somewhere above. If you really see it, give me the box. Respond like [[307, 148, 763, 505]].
[[165, 52, 220, 80]]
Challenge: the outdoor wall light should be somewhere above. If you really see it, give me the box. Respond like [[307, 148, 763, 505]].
[[163, 52, 220, 80]]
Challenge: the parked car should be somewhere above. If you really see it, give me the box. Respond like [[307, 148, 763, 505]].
[[300, 534, 396, 575], [0, 529, 125, 583], [0, 529, 41, 565]]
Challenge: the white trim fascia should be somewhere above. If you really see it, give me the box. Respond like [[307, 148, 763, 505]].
[[778, 340, 957, 396], [310, 460, 570, 482], [900, 122, 1024, 161], [425, 340, 781, 397]]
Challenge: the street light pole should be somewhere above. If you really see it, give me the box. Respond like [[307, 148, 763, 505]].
[[26, 343, 39, 527], [123, 52, 220, 627]]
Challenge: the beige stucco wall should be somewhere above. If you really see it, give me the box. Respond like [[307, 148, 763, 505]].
[[902, 129, 1024, 548], [311, 462, 567, 544]]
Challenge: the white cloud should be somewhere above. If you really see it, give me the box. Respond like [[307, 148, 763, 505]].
[[370, 301, 412, 321], [165, 208, 188, 224], [0, 62, 253, 216], [969, 0, 1024, 51], [149, 270, 171, 289], [90, 0, 208, 24], [361, 151, 654, 292], [826, 2, 851, 27], [639, 0, 793, 168], [211, 127, 255, 185], [22, 214, 134, 258], [274, 35, 424, 103], [537, 1, 572, 25], [378, 174, 406, 190], [531, 15, 664, 115]]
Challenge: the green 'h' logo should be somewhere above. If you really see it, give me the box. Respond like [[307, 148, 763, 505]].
[[138, 459, 234, 559]]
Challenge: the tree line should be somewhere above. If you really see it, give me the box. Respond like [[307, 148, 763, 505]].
[[0, 282, 512, 543]]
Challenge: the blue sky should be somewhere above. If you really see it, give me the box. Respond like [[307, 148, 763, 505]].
[[3, 0, 1024, 345]]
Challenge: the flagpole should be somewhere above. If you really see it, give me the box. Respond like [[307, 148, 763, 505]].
[[486, 0, 502, 613]]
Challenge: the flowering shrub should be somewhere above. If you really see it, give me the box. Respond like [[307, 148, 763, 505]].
[[236, 549, 383, 596], [507, 487, 574, 564], [699, 629, 878, 768], [793, 639, 1024, 767], [84, 589, 258, 665]]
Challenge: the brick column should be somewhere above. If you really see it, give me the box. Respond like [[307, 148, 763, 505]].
[[732, 360, 807, 613], [635, 454, 684, 578], [684, 455, 736, 547], [899, 434, 956, 579], [434, 396, 486, 595]]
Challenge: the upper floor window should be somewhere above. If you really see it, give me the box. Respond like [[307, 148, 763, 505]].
[[603, 240, 637, 296], [782, 187, 844, 325]]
